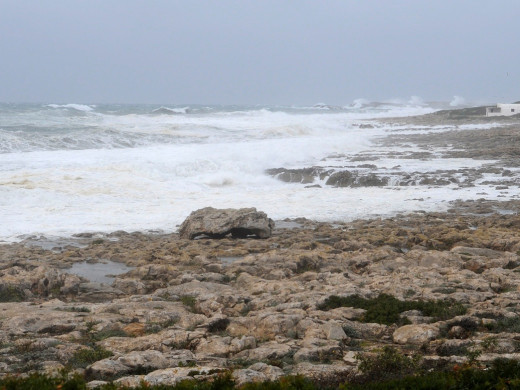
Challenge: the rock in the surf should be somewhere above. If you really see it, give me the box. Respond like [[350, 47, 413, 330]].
[[179, 207, 274, 239]]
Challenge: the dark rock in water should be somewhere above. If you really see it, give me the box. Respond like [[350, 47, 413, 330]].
[[356, 174, 389, 187], [179, 207, 274, 239], [265, 167, 328, 184], [326, 171, 355, 187], [325, 171, 388, 187]]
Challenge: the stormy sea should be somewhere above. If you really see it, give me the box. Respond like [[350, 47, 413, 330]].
[[0, 101, 518, 243]]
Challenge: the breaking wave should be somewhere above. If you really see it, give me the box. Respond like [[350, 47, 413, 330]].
[[450, 95, 467, 107], [46, 103, 95, 112], [152, 106, 191, 114]]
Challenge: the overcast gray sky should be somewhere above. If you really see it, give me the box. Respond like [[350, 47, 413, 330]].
[[0, 1, 518, 105]]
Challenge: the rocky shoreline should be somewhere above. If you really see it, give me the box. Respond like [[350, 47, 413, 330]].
[[1, 107, 520, 388], [264, 112, 520, 206], [1, 199, 520, 387]]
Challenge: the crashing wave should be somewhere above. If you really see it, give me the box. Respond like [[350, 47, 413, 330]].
[[349, 98, 371, 109], [46, 104, 94, 112], [152, 106, 190, 114], [312, 103, 342, 110], [449, 96, 466, 107], [408, 96, 426, 106]]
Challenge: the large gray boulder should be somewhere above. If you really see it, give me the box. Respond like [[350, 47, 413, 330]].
[[179, 207, 274, 239]]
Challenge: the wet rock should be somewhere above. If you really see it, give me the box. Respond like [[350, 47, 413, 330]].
[[325, 171, 388, 187], [265, 167, 327, 184], [179, 207, 275, 239], [326, 171, 355, 187]]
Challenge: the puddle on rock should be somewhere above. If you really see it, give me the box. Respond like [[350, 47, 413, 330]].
[[67, 260, 134, 284], [495, 208, 517, 215], [218, 256, 243, 265]]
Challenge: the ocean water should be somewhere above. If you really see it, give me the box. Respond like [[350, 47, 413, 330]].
[[0, 102, 513, 242]]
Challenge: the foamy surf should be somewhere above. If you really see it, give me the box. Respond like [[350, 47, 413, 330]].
[[0, 101, 517, 242]]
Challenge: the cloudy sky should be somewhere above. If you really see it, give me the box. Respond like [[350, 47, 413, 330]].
[[0, 1, 518, 105]]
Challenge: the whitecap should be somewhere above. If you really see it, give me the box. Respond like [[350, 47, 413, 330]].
[[349, 98, 371, 108], [46, 103, 94, 112], [152, 106, 190, 114]]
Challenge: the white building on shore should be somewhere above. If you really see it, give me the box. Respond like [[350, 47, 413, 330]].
[[486, 103, 520, 117]]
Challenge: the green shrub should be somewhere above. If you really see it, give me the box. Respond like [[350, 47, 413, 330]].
[[90, 328, 128, 341], [318, 294, 466, 325], [342, 358, 520, 390], [0, 285, 25, 302], [5, 362, 520, 390], [355, 347, 421, 383], [207, 318, 230, 333], [58, 306, 91, 313], [485, 316, 520, 333], [180, 295, 198, 312], [67, 345, 113, 368], [0, 372, 87, 390]]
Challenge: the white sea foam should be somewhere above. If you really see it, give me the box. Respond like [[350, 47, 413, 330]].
[[46, 103, 95, 112], [152, 106, 191, 114], [450, 95, 466, 107], [350, 98, 371, 108], [0, 102, 515, 242], [408, 96, 425, 106]]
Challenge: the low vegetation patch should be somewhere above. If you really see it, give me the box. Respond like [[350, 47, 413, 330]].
[[485, 316, 520, 333], [355, 346, 422, 383], [89, 328, 128, 341], [67, 345, 113, 369], [207, 318, 230, 333], [5, 360, 520, 390], [318, 293, 466, 325], [57, 306, 91, 313], [180, 295, 198, 312], [0, 284, 25, 302], [343, 358, 520, 390]]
